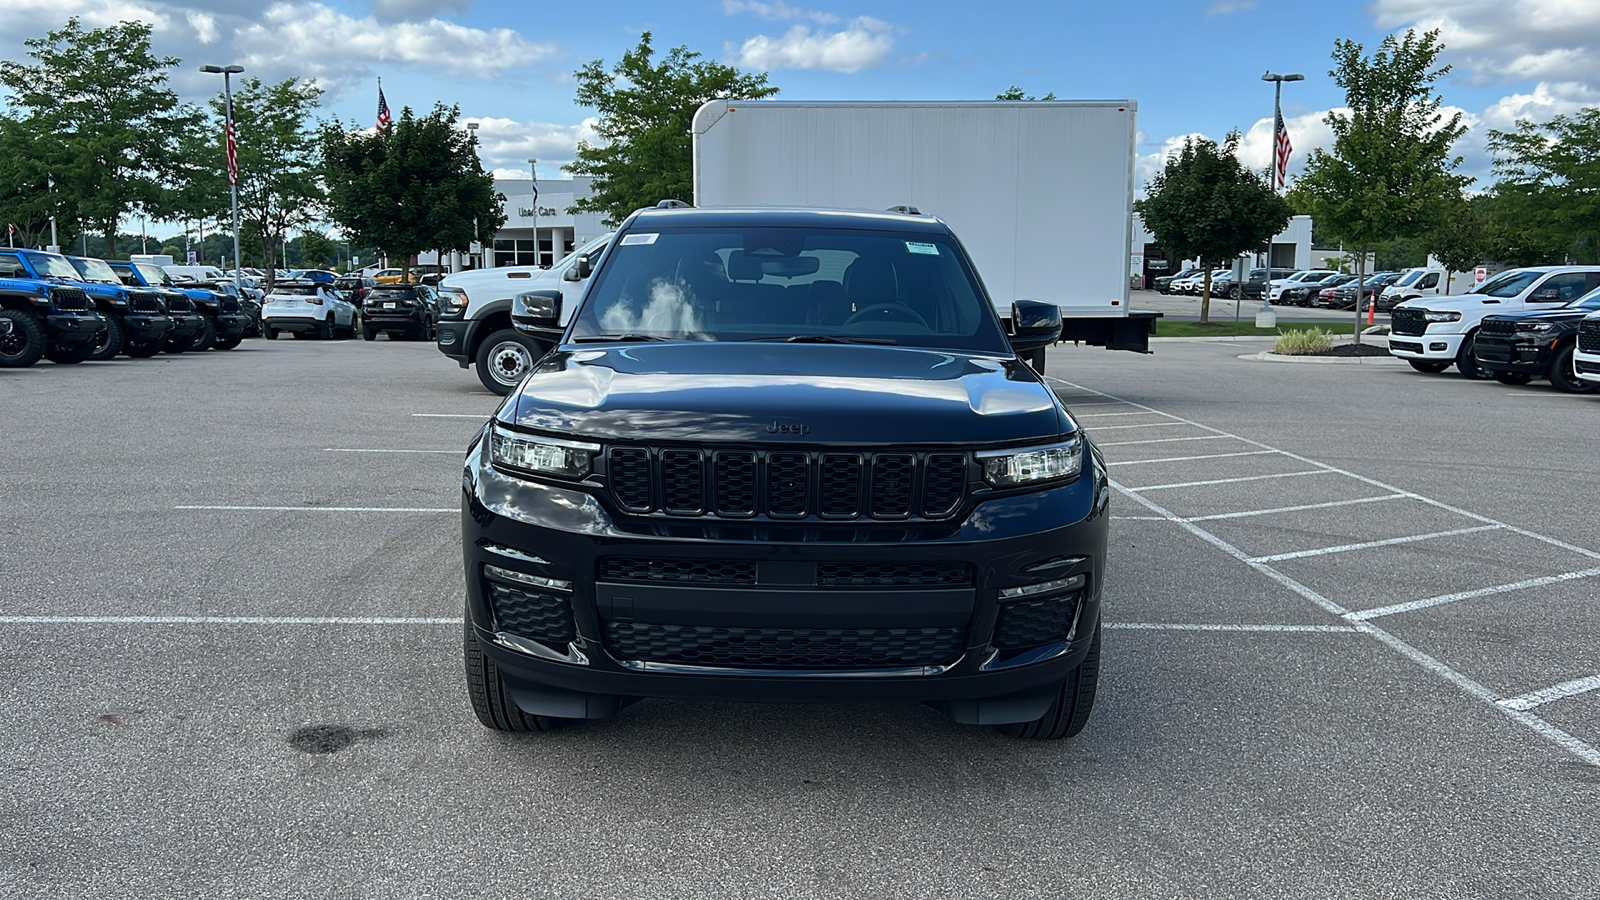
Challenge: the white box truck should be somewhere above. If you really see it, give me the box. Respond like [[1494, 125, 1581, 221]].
[[692, 100, 1158, 361]]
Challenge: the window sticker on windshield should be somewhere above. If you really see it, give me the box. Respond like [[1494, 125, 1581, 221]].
[[620, 233, 658, 246], [905, 241, 939, 256]]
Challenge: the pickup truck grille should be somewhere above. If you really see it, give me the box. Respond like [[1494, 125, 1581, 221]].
[[49, 287, 92, 311], [606, 446, 969, 520], [1478, 318, 1517, 336], [604, 622, 964, 669], [1390, 308, 1427, 336], [128, 291, 163, 313], [1580, 320, 1600, 353]]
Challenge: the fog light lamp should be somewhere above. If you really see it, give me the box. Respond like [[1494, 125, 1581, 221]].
[[999, 573, 1085, 600], [485, 564, 572, 592]]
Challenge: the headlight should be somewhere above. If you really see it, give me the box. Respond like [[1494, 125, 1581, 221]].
[[1422, 310, 1461, 322], [490, 426, 598, 480], [1515, 321, 1556, 334], [977, 437, 1083, 488]]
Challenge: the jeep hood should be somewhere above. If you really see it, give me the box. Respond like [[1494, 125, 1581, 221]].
[[506, 343, 1071, 444]]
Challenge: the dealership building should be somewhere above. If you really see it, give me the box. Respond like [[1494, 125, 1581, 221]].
[[457, 176, 610, 270]]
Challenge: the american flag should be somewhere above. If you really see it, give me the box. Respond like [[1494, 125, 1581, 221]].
[[377, 82, 392, 131], [1274, 110, 1292, 188], [225, 95, 238, 186]]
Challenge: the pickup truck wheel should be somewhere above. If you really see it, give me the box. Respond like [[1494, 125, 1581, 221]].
[[90, 315, 125, 361], [1493, 372, 1533, 386], [188, 314, 216, 352], [1407, 359, 1451, 373], [463, 620, 563, 733], [1456, 332, 1489, 380], [476, 329, 544, 395], [0, 309, 45, 368], [46, 341, 96, 365], [124, 339, 163, 358], [1549, 345, 1595, 394], [316, 316, 333, 340], [996, 622, 1101, 740]]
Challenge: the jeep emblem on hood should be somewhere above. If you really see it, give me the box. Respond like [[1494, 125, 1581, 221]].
[[766, 421, 810, 435]]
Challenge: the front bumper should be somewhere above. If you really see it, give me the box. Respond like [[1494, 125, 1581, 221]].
[[45, 312, 106, 346], [1388, 330, 1464, 360], [120, 312, 173, 342], [1573, 349, 1600, 383], [436, 318, 473, 366], [462, 437, 1111, 722], [215, 313, 250, 338], [1473, 335, 1555, 374], [167, 314, 203, 340]]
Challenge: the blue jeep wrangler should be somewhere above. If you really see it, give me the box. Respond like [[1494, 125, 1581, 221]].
[[109, 260, 250, 352], [0, 250, 107, 367]]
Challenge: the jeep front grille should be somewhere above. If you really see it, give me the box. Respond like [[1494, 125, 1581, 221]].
[[128, 291, 163, 313], [605, 446, 969, 520], [1478, 318, 1517, 336], [49, 287, 92, 311], [167, 295, 195, 313]]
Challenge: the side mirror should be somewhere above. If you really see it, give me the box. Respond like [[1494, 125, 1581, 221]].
[[562, 254, 592, 282], [512, 289, 562, 334], [1009, 299, 1062, 354], [1532, 287, 1562, 302]]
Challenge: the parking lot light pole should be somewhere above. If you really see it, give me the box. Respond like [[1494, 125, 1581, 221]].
[[528, 158, 539, 267], [1259, 71, 1303, 326], [200, 64, 245, 294]]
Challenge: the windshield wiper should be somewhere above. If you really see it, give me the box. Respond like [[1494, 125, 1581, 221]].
[[571, 333, 673, 343], [745, 334, 897, 345]]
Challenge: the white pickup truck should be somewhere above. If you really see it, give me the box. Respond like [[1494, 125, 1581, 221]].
[[433, 233, 613, 393], [1388, 266, 1600, 377]]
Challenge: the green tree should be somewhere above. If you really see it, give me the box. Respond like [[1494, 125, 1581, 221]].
[[1135, 133, 1293, 323], [1485, 108, 1600, 265], [294, 230, 338, 269], [1290, 29, 1469, 341], [568, 32, 778, 224], [322, 103, 504, 282], [1426, 196, 1491, 279], [996, 87, 1057, 101], [0, 18, 203, 257]]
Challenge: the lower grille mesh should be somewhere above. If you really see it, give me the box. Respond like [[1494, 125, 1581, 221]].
[[994, 594, 1081, 649], [605, 622, 964, 669], [487, 582, 574, 645], [1579, 321, 1600, 353]]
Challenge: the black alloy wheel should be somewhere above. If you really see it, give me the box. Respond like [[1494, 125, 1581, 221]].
[[0, 309, 45, 368], [1456, 332, 1489, 380], [89, 315, 125, 361], [1549, 345, 1596, 394], [187, 314, 216, 352]]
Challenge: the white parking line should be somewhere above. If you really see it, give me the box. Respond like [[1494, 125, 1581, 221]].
[[1087, 422, 1190, 431], [1499, 676, 1600, 712], [322, 448, 460, 454], [1047, 373, 1600, 768], [1128, 470, 1331, 492], [1109, 450, 1279, 467], [1250, 525, 1504, 563], [1096, 435, 1235, 447], [1348, 567, 1600, 621], [1072, 411, 1169, 419], [1186, 494, 1410, 522], [0, 615, 457, 625], [411, 413, 489, 418], [176, 505, 455, 512], [1107, 623, 1362, 633]]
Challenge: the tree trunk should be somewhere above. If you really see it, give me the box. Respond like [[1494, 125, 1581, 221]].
[[261, 235, 277, 293], [104, 223, 117, 260], [1199, 265, 1212, 324], [1352, 249, 1368, 345]]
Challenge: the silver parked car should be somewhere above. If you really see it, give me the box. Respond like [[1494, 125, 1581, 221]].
[[261, 280, 358, 340]]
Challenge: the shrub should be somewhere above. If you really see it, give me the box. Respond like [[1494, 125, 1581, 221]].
[[1273, 327, 1332, 355]]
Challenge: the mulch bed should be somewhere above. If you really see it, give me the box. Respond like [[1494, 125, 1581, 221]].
[[1306, 343, 1392, 357]]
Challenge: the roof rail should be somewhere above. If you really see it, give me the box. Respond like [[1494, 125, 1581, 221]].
[[655, 199, 692, 209], [887, 205, 922, 215]]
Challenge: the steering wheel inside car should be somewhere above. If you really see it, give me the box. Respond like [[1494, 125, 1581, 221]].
[[842, 302, 929, 329]]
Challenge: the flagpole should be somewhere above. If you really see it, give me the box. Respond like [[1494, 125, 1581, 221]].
[[202, 63, 246, 292]]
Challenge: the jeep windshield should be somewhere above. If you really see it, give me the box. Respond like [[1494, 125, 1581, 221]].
[[23, 251, 85, 281], [567, 226, 1012, 354], [69, 257, 123, 284]]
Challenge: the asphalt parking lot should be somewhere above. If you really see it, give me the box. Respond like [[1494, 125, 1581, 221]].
[[2, 337, 1597, 899]]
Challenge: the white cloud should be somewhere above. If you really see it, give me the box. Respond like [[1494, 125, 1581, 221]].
[[1207, 0, 1256, 14], [1477, 81, 1600, 129], [236, 3, 557, 84], [721, 0, 838, 23], [731, 16, 894, 73], [467, 116, 602, 175], [372, 0, 471, 23], [5, 0, 169, 31], [186, 10, 216, 43], [1372, 0, 1600, 86]]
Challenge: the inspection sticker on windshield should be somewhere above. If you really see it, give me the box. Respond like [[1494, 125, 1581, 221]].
[[620, 233, 658, 246], [905, 241, 939, 255]]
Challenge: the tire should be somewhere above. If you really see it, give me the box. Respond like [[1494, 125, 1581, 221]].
[[1493, 372, 1533, 386], [316, 316, 333, 340], [1549, 345, 1596, 394], [463, 619, 563, 733], [46, 340, 96, 365], [1408, 359, 1451, 373], [124, 340, 163, 359], [0, 309, 46, 368], [362, 326, 377, 341], [212, 334, 242, 351], [89, 314, 125, 361], [997, 622, 1101, 740], [1229, 285, 1242, 300], [263, 325, 278, 341], [475, 328, 546, 395], [1456, 332, 1489, 380], [188, 314, 216, 352]]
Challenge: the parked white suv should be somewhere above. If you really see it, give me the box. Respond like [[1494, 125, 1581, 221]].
[[1389, 266, 1600, 378], [434, 232, 614, 393], [261, 281, 358, 340], [1575, 310, 1600, 385], [1268, 270, 1336, 303]]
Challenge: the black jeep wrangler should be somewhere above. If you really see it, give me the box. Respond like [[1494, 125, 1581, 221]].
[[461, 206, 1106, 739]]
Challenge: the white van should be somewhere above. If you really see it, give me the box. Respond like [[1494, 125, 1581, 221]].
[[165, 264, 228, 284], [1378, 266, 1471, 309], [1389, 266, 1600, 377]]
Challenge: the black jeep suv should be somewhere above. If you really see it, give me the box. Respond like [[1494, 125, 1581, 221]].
[[1473, 287, 1600, 393], [461, 206, 1107, 739]]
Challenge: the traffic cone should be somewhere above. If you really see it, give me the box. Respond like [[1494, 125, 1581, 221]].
[[1366, 298, 1375, 325]]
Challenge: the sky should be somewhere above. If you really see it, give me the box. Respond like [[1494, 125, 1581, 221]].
[[6, 0, 1600, 236]]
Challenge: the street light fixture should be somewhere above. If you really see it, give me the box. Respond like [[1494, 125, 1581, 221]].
[[200, 64, 245, 294], [1258, 71, 1304, 324]]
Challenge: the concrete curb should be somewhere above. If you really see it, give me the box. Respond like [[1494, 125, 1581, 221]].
[[1238, 350, 1408, 365]]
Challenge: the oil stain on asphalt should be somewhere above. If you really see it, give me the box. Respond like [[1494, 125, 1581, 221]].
[[288, 724, 389, 754]]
